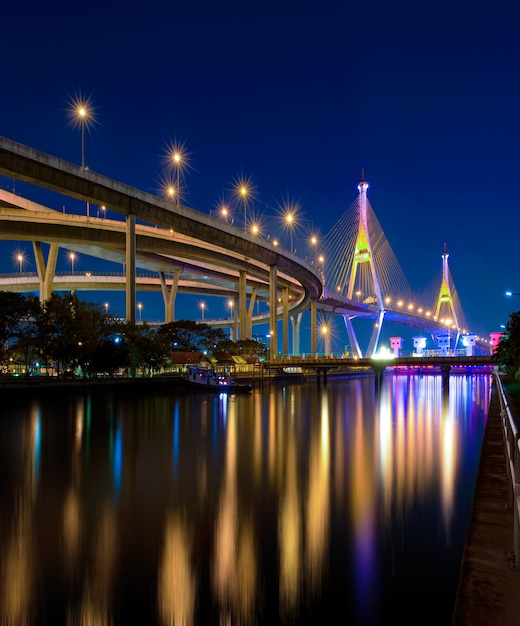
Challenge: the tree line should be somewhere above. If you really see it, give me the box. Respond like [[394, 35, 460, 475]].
[[0, 292, 268, 377], [495, 310, 520, 379]]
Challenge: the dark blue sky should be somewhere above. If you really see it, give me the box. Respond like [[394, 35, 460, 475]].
[[1, 0, 519, 346]]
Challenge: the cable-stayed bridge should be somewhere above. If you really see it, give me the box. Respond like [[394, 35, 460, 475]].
[[0, 137, 491, 357], [308, 171, 479, 357]]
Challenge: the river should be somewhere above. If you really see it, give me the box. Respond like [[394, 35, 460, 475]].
[[0, 372, 491, 625]]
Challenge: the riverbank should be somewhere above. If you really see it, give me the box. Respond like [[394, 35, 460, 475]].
[[452, 377, 520, 625]]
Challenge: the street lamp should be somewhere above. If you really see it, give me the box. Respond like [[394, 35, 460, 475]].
[[506, 291, 520, 297], [318, 255, 325, 285], [104, 302, 109, 314], [69, 252, 76, 275], [286, 212, 295, 252], [17, 253, 23, 274], [228, 299, 234, 319], [239, 185, 248, 231], [321, 324, 330, 356], [138, 302, 143, 323], [200, 302, 205, 323], [171, 150, 183, 204]]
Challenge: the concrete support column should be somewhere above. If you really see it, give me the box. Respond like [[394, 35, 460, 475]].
[[282, 287, 289, 355], [159, 269, 180, 323], [310, 297, 317, 355], [246, 288, 257, 339], [320, 311, 331, 355], [291, 313, 302, 356], [239, 271, 247, 340], [269, 265, 278, 357], [231, 296, 238, 341], [126, 213, 136, 323], [33, 241, 59, 302]]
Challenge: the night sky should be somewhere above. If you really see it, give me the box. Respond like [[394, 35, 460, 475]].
[[1, 0, 519, 347]]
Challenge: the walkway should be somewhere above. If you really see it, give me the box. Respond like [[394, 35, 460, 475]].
[[452, 383, 520, 625]]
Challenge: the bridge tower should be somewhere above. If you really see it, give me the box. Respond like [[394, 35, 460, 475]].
[[433, 243, 460, 352], [344, 171, 385, 357]]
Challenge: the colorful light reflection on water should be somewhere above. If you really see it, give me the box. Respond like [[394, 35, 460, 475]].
[[0, 373, 491, 624]]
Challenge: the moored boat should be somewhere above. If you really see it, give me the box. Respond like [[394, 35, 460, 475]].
[[184, 366, 252, 393]]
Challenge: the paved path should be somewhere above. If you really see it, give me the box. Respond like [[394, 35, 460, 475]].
[[452, 384, 520, 625]]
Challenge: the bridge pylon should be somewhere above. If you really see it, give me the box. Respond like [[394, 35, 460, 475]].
[[432, 243, 461, 352], [344, 171, 385, 357]]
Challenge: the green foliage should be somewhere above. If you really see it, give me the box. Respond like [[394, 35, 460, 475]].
[[158, 320, 227, 353], [0, 291, 40, 369], [0, 294, 265, 377], [495, 310, 520, 375]]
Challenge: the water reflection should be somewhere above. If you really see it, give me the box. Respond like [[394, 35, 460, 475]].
[[0, 374, 490, 624]]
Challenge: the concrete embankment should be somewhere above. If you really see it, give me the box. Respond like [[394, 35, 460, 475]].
[[452, 383, 520, 625]]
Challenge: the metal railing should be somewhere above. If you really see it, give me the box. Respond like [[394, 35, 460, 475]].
[[494, 372, 520, 567]]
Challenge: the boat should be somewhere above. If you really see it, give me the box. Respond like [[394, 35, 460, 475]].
[[184, 366, 252, 393]]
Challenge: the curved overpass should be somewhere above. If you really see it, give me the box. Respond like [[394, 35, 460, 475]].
[[0, 137, 323, 351]]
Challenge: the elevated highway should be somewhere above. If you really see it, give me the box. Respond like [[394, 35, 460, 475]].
[[0, 137, 323, 353]]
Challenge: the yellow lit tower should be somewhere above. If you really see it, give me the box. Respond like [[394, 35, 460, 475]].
[[344, 170, 385, 356], [433, 243, 460, 353]]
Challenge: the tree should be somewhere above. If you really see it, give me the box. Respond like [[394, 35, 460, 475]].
[[496, 310, 520, 378], [0, 292, 39, 371], [158, 320, 226, 353]]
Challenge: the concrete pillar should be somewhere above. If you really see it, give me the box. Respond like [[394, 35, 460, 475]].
[[389, 337, 403, 357], [232, 296, 238, 341], [246, 288, 257, 339], [160, 269, 179, 323], [291, 313, 302, 356], [282, 287, 289, 355], [239, 271, 247, 340], [33, 241, 59, 302], [310, 298, 317, 355], [126, 213, 136, 323], [269, 265, 278, 357]]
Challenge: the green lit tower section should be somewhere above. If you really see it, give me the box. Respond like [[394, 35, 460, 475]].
[[346, 170, 383, 305], [433, 243, 459, 329], [344, 171, 386, 356]]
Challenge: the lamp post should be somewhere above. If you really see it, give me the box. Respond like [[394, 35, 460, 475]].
[[17, 253, 23, 274], [75, 104, 91, 170], [240, 185, 248, 232], [506, 291, 520, 297], [200, 302, 205, 323], [318, 255, 325, 286], [69, 252, 76, 275], [286, 212, 295, 252], [171, 150, 182, 204], [321, 324, 330, 356], [138, 303, 143, 323], [104, 302, 109, 315]]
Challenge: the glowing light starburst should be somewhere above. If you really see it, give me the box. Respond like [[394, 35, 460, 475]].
[[276, 197, 302, 252], [162, 139, 193, 204], [231, 175, 257, 231], [213, 198, 232, 222], [12, 247, 27, 273], [66, 92, 98, 169], [66, 93, 97, 133]]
